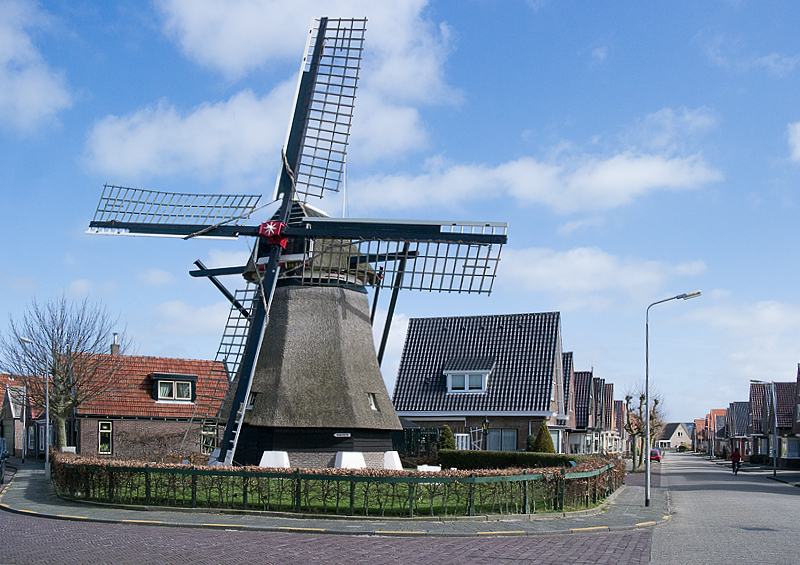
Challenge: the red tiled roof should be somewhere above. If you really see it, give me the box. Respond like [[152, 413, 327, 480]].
[[77, 355, 228, 419]]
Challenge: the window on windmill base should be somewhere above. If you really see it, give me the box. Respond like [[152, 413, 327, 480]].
[[200, 421, 218, 455], [367, 393, 379, 411]]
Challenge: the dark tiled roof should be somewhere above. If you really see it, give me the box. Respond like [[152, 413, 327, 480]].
[[776, 382, 795, 428], [715, 415, 726, 439], [660, 422, 680, 441], [573, 371, 593, 429], [749, 383, 765, 434], [728, 401, 749, 437], [78, 355, 228, 419], [614, 400, 624, 436], [592, 377, 605, 430], [392, 312, 561, 413], [442, 357, 496, 372], [604, 383, 614, 431], [562, 352, 573, 416]]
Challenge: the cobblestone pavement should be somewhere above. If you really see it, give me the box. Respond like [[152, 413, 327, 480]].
[[0, 510, 652, 565]]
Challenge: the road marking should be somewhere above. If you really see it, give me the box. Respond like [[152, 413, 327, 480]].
[[636, 521, 657, 527], [202, 523, 247, 528], [477, 530, 526, 535], [375, 530, 427, 535], [278, 527, 326, 532], [570, 526, 609, 532], [662, 515, 670, 520], [14, 508, 37, 515], [57, 515, 88, 520], [121, 519, 162, 524]]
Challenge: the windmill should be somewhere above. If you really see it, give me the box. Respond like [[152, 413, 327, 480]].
[[87, 17, 507, 467]]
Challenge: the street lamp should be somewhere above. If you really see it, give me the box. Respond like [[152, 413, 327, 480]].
[[19, 337, 50, 478], [645, 290, 701, 507], [750, 379, 778, 478]]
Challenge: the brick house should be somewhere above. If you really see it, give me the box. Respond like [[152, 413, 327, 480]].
[[73, 355, 228, 459], [392, 312, 569, 453]]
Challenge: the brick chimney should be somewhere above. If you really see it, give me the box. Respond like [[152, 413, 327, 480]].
[[110, 332, 120, 355]]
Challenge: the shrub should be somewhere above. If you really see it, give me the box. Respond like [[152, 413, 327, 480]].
[[439, 449, 587, 470], [439, 425, 456, 451], [529, 422, 556, 453]]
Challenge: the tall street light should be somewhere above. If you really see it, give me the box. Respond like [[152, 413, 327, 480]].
[[19, 337, 50, 478], [750, 379, 778, 478], [645, 290, 701, 507]]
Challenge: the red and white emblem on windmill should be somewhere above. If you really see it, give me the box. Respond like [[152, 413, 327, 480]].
[[259, 221, 288, 248]]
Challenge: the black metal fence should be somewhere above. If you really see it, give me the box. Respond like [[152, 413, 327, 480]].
[[52, 459, 622, 518]]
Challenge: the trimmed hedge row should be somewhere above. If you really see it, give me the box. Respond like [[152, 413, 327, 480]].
[[439, 449, 590, 470]]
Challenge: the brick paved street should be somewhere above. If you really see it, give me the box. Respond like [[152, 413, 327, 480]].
[[0, 510, 652, 565]]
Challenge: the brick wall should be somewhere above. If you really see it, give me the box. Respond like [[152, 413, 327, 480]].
[[78, 418, 210, 460]]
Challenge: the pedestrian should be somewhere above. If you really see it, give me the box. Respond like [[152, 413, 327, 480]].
[[731, 447, 741, 475]]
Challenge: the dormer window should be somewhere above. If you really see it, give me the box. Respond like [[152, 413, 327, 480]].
[[151, 372, 197, 402], [443, 356, 495, 394]]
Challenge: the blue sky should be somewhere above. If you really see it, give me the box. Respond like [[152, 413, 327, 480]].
[[2, 0, 800, 423]]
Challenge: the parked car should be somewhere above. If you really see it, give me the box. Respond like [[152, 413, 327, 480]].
[[650, 448, 661, 462]]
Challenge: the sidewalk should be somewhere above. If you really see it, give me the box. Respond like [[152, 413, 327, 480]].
[[0, 457, 670, 537], [703, 454, 800, 486]]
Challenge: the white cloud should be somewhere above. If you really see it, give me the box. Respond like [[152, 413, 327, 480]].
[[788, 122, 800, 162], [139, 268, 176, 287], [153, 300, 230, 336], [206, 248, 252, 268], [65, 279, 94, 299], [349, 151, 722, 215], [627, 107, 718, 152], [154, 0, 453, 165], [0, 0, 72, 131], [688, 300, 800, 380], [499, 247, 706, 310], [84, 85, 294, 183], [703, 35, 799, 77], [557, 217, 604, 235], [591, 46, 608, 64]]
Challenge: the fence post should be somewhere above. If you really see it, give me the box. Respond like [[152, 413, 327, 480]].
[[294, 468, 302, 513], [349, 471, 355, 516], [243, 476, 248, 511], [523, 471, 529, 514], [557, 476, 565, 511], [191, 467, 197, 508], [145, 465, 151, 506], [591, 472, 597, 505], [408, 472, 415, 518], [108, 468, 114, 503], [468, 473, 476, 516]]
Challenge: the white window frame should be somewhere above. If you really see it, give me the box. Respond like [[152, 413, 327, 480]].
[[98, 421, 112, 455], [157, 379, 193, 401], [445, 371, 489, 393], [367, 393, 379, 411]]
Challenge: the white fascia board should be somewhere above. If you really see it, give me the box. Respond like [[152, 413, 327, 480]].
[[396, 410, 556, 418]]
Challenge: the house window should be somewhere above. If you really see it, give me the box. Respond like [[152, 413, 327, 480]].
[[782, 438, 800, 459], [27, 426, 35, 449], [447, 372, 488, 393], [158, 380, 192, 401], [151, 373, 197, 402], [486, 428, 517, 451], [200, 421, 217, 455], [98, 421, 112, 455]]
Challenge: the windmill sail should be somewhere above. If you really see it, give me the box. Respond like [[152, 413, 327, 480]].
[[280, 17, 366, 201]]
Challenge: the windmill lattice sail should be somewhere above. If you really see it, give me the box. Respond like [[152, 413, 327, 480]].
[[87, 184, 261, 238], [282, 17, 366, 201]]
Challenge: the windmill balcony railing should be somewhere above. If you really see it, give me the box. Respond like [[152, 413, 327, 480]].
[[51, 454, 623, 519]]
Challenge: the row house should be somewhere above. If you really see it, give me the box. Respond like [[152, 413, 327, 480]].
[[392, 312, 626, 455]]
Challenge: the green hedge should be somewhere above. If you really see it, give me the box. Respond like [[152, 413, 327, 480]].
[[439, 450, 590, 470]]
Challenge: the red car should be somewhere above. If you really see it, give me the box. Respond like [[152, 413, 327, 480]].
[[650, 449, 661, 462]]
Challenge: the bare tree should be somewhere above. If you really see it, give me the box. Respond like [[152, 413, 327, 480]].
[[625, 386, 667, 470], [0, 296, 129, 450]]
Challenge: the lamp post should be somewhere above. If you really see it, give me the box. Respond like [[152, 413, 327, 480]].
[[751, 380, 778, 478], [645, 290, 701, 507], [19, 337, 50, 478]]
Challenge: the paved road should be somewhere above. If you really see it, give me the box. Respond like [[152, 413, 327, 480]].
[[652, 452, 800, 565]]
